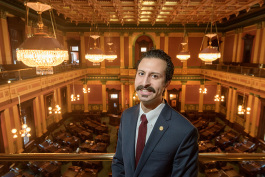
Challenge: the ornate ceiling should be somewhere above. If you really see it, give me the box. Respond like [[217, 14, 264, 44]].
[[32, 0, 263, 26]]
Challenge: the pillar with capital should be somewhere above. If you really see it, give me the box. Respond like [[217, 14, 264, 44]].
[[164, 33, 169, 54], [67, 84, 72, 113], [181, 81, 187, 113], [220, 33, 225, 64], [250, 95, 260, 137], [198, 82, 205, 112], [215, 83, 221, 113], [232, 29, 239, 62], [129, 83, 134, 108], [226, 87, 233, 121], [80, 32, 86, 67], [245, 93, 254, 134], [83, 84, 89, 113], [128, 33, 133, 69], [12, 105, 23, 153], [40, 94, 47, 134], [259, 23, 265, 64], [253, 23, 262, 63], [155, 32, 161, 49], [236, 28, 243, 62], [120, 33, 125, 69], [0, 10, 12, 64], [33, 96, 42, 137], [230, 88, 237, 123], [3, 108, 15, 153], [121, 83, 125, 111], [101, 81, 107, 113]]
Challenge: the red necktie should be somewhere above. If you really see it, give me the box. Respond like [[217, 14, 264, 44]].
[[135, 114, 148, 167]]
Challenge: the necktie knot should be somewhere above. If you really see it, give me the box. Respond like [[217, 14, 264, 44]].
[[141, 114, 148, 124]]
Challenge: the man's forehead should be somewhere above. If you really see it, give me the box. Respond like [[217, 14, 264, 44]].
[[138, 58, 167, 73]]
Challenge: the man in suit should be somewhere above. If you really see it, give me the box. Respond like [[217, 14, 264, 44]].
[[112, 49, 198, 177]]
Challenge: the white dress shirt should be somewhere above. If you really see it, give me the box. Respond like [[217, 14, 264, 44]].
[[135, 101, 165, 154]]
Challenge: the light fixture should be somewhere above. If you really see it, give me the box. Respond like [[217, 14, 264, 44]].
[[83, 87, 90, 93], [105, 22, 117, 62], [48, 104, 61, 114], [16, 2, 68, 75], [176, 24, 190, 62], [11, 95, 31, 138], [214, 95, 224, 102], [198, 4, 221, 65], [71, 80, 80, 101], [238, 92, 251, 115], [199, 87, 207, 94], [85, 20, 105, 65]]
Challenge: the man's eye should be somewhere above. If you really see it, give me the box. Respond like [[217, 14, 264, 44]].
[[138, 72, 144, 76], [152, 74, 159, 79]]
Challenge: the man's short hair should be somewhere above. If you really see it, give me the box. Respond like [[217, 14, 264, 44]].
[[136, 49, 174, 83]]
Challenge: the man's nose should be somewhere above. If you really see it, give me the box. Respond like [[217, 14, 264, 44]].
[[142, 75, 151, 87]]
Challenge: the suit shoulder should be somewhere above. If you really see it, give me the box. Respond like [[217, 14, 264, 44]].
[[170, 109, 196, 129], [122, 104, 139, 115]]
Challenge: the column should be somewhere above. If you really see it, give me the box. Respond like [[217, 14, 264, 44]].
[[253, 24, 262, 63], [155, 32, 160, 49], [163, 89, 168, 102], [57, 88, 62, 120], [232, 31, 238, 62], [12, 105, 23, 153], [40, 94, 47, 133], [80, 32, 86, 66], [215, 83, 221, 113], [245, 93, 254, 134], [100, 33, 106, 69], [164, 33, 169, 54], [181, 81, 187, 113], [236, 29, 243, 62], [0, 10, 12, 64], [121, 83, 125, 111], [226, 87, 233, 121], [33, 96, 42, 137], [67, 84, 72, 113], [3, 108, 15, 153], [220, 34, 225, 64], [230, 88, 237, 123], [101, 81, 107, 113], [250, 95, 260, 137], [120, 33, 125, 69], [84, 84, 89, 112], [129, 83, 134, 107], [53, 90, 59, 123], [198, 83, 204, 112], [128, 33, 133, 69], [259, 26, 265, 64]]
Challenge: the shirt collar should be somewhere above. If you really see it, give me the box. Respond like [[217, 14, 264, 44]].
[[139, 100, 165, 122]]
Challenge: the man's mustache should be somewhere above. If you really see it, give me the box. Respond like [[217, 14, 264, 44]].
[[136, 85, 156, 93]]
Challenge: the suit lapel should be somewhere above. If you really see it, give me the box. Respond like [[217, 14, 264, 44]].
[[134, 103, 172, 176], [126, 105, 140, 171]]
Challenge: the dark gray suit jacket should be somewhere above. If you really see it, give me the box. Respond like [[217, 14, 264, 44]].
[[112, 102, 199, 177]]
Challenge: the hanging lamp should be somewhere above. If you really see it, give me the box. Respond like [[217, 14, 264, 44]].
[[176, 24, 190, 61], [16, 2, 68, 75]]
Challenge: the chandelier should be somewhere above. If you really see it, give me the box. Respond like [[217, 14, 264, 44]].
[[176, 24, 190, 62], [83, 87, 91, 93], [198, 6, 221, 65], [48, 105, 61, 114], [105, 42, 117, 62], [199, 87, 207, 94], [11, 95, 31, 138], [238, 92, 251, 115], [85, 33, 105, 65], [16, 2, 68, 75], [214, 94, 224, 102], [71, 80, 80, 101]]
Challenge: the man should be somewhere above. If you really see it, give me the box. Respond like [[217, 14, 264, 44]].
[[112, 49, 198, 177]]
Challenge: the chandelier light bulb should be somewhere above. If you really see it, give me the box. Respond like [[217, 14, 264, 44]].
[[26, 127, 31, 132], [11, 129, 17, 134], [22, 124, 27, 129], [13, 134, 18, 138]]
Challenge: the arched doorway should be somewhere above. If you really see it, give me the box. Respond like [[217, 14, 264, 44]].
[[134, 35, 154, 66]]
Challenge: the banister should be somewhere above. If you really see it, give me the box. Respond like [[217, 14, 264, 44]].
[[0, 153, 265, 161]]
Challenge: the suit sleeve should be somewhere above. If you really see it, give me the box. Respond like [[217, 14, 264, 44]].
[[111, 115, 125, 177], [171, 127, 199, 177]]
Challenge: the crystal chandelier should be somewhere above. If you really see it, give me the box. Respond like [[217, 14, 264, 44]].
[[48, 104, 61, 114], [176, 24, 190, 62], [16, 2, 68, 75], [11, 95, 31, 138], [214, 94, 224, 102], [105, 42, 117, 62], [85, 34, 105, 65]]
